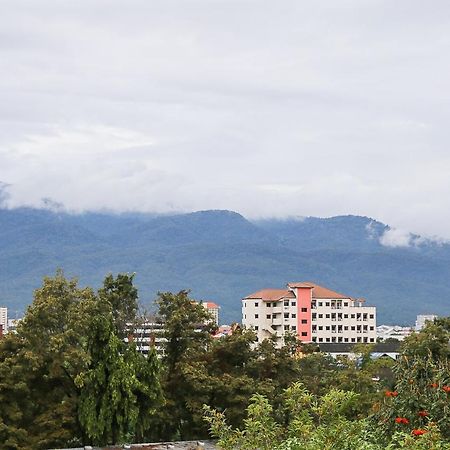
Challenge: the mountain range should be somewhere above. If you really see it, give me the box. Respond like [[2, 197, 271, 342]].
[[1, 207, 449, 325]]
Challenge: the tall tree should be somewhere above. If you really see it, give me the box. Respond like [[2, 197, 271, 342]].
[[98, 273, 139, 338]]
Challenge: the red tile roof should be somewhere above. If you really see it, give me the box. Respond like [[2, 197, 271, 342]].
[[288, 282, 350, 299], [204, 302, 220, 309], [244, 289, 295, 301]]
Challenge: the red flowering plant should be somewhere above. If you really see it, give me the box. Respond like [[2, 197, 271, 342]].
[[375, 319, 450, 442]]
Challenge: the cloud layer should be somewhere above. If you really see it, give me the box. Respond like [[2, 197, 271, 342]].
[[1, 1, 450, 237]]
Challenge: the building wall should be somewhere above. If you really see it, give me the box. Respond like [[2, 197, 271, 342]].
[[0, 308, 7, 334]]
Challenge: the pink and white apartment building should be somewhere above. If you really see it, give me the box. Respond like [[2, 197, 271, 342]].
[[242, 282, 376, 346]]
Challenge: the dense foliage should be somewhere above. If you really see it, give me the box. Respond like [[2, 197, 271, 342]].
[[0, 272, 448, 449]]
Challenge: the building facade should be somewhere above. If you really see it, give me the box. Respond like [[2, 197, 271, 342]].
[[200, 301, 220, 325], [242, 282, 376, 346], [0, 307, 7, 335]]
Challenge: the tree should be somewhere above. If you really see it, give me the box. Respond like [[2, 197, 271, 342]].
[[98, 273, 139, 338], [150, 290, 216, 440], [0, 271, 100, 449], [75, 313, 162, 446]]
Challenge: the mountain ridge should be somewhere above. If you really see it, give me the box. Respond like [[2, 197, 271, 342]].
[[1, 207, 449, 324]]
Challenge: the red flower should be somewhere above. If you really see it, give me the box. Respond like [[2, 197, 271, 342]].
[[418, 410, 429, 417], [412, 429, 427, 436], [443, 385, 450, 393], [395, 417, 409, 424], [430, 382, 439, 388], [385, 390, 399, 397]]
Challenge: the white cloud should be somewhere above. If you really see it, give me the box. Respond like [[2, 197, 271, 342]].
[[1, 1, 450, 237], [379, 228, 416, 248]]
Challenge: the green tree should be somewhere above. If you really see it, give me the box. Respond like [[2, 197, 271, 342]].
[[98, 273, 139, 338], [0, 271, 100, 449]]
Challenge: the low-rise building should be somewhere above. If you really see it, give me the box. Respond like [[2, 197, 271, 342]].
[[376, 324, 413, 341], [242, 282, 376, 347]]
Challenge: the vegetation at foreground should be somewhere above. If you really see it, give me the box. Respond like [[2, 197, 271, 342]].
[[204, 318, 450, 449], [0, 271, 162, 449], [0, 272, 449, 449]]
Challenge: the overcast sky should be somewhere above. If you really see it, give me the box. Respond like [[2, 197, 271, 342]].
[[1, 1, 450, 239]]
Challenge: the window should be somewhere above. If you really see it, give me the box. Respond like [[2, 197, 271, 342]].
[[351, 338, 356, 342], [370, 314, 374, 319], [370, 326, 374, 330], [370, 338, 375, 343], [326, 302, 330, 307], [343, 302, 348, 307], [301, 332, 307, 336], [326, 337, 330, 342], [344, 338, 349, 342], [284, 313, 289, 318], [292, 313, 296, 319], [244, 302, 246, 308], [266, 314, 271, 319], [291, 326, 296, 331], [291, 301, 296, 307], [326, 326, 330, 330], [312, 325, 317, 332], [351, 314, 355, 319], [272, 314, 277, 318], [284, 300, 289, 306], [318, 337, 323, 342], [255, 302, 259, 307], [318, 302, 323, 307], [284, 325, 289, 330], [312, 337, 317, 342], [318, 314, 323, 318], [344, 314, 348, 318], [301, 307, 308, 312], [318, 326, 323, 330], [351, 326, 355, 331], [344, 326, 348, 330], [326, 314, 330, 318], [255, 314, 259, 319], [267, 303, 271, 307], [331, 337, 336, 342], [301, 319, 307, 324], [254, 326, 259, 331]]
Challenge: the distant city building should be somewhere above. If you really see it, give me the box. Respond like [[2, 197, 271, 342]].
[[0, 307, 7, 335], [7, 318, 20, 334], [377, 324, 413, 341], [415, 314, 438, 331], [130, 301, 221, 356], [242, 282, 377, 347], [200, 301, 220, 325]]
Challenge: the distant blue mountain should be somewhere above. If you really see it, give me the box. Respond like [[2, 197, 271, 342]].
[[1, 207, 449, 325]]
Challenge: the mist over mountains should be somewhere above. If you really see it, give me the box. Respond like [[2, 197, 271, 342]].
[[1, 207, 449, 324]]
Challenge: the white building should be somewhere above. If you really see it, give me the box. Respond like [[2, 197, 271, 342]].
[[415, 314, 438, 331], [0, 307, 7, 335], [242, 282, 376, 347], [200, 301, 220, 325]]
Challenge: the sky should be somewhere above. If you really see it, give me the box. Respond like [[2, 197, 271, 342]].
[[1, 0, 450, 239]]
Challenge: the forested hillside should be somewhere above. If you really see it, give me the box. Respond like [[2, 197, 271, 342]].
[[1, 207, 449, 324]]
